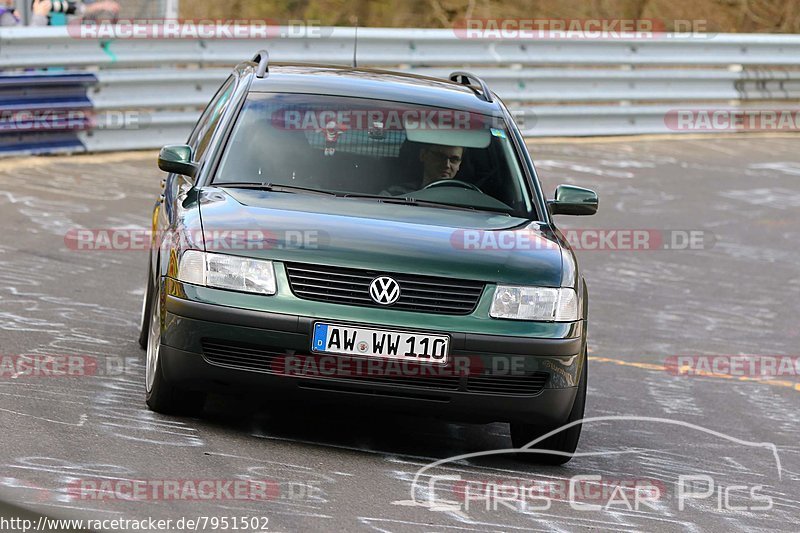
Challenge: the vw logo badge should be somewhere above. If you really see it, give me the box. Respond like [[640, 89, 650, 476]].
[[369, 276, 401, 305]]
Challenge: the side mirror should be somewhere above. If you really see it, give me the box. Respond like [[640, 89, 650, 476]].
[[549, 184, 598, 216], [158, 144, 199, 178]]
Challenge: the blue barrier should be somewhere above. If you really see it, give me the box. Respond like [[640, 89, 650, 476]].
[[0, 72, 96, 154]]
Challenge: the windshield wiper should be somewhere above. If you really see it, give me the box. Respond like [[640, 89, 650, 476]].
[[342, 193, 470, 211], [213, 185, 512, 215], [342, 193, 512, 215], [213, 182, 338, 196], [413, 198, 512, 215]]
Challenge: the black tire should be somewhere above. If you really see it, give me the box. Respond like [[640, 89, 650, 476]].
[[145, 357, 206, 416], [137, 265, 153, 350], [510, 348, 588, 465], [144, 277, 205, 415]]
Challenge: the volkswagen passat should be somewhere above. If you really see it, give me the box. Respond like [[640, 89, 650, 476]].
[[139, 52, 598, 464]]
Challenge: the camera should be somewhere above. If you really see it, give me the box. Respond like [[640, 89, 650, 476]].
[[42, 0, 78, 15]]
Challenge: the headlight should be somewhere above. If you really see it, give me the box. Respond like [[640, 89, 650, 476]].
[[177, 250, 276, 295], [490, 286, 579, 321]]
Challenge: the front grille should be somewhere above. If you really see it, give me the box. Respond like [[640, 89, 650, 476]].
[[285, 263, 485, 315], [202, 339, 284, 372], [201, 338, 460, 391], [201, 339, 549, 396], [467, 372, 549, 395]]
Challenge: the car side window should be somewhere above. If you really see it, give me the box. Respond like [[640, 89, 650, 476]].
[[188, 77, 236, 164]]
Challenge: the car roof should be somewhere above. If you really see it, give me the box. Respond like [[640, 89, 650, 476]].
[[245, 63, 502, 115]]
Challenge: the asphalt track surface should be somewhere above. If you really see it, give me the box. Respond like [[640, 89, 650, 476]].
[[0, 135, 798, 532]]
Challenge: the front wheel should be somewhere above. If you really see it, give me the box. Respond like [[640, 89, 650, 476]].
[[137, 265, 153, 350], [145, 277, 205, 415], [510, 349, 587, 465]]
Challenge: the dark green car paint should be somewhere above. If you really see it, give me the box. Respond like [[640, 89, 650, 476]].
[[197, 190, 564, 286], [147, 61, 598, 431]]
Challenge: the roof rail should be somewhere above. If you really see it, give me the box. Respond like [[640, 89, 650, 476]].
[[252, 50, 270, 78], [449, 71, 494, 103]]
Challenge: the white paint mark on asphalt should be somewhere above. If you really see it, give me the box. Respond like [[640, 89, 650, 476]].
[[748, 162, 800, 176], [10, 457, 133, 478], [645, 375, 704, 416], [214, 503, 332, 519], [0, 191, 90, 236], [720, 188, 800, 209], [90, 380, 205, 447], [0, 408, 87, 427], [534, 160, 636, 179], [23, 502, 125, 515]]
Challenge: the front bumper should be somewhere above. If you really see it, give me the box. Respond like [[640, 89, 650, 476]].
[[161, 286, 585, 425]]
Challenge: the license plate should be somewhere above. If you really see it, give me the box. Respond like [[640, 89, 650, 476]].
[[312, 323, 449, 364]]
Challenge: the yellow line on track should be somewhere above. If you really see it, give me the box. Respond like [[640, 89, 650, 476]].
[[588, 356, 800, 393]]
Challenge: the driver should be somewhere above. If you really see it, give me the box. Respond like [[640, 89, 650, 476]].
[[420, 145, 463, 186], [382, 144, 464, 196]]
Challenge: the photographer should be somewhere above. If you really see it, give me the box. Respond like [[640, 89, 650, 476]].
[[0, 0, 51, 26], [0, 0, 117, 26]]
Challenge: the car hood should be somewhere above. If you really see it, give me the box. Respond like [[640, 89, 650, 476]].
[[196, 188, 564, 286]]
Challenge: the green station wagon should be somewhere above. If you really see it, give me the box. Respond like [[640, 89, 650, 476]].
[[139, 51, 599, 464]]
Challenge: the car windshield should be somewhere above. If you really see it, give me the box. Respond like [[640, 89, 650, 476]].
[[213, 93, 535, 217]]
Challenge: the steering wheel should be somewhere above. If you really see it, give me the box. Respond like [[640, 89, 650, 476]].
[[423, 179, 482, 193]]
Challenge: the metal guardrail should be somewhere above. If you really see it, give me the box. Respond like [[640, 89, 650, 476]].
[[5, 27, 800, 68], [2, 26, 800, 154], [0, 72, 95, 153], [90, 67, 800, 107]]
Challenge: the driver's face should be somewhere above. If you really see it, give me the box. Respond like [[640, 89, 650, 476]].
[[420, 146, 463, 182]]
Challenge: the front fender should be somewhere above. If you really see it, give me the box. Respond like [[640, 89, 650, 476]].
[[157, 183, 204, 281]]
